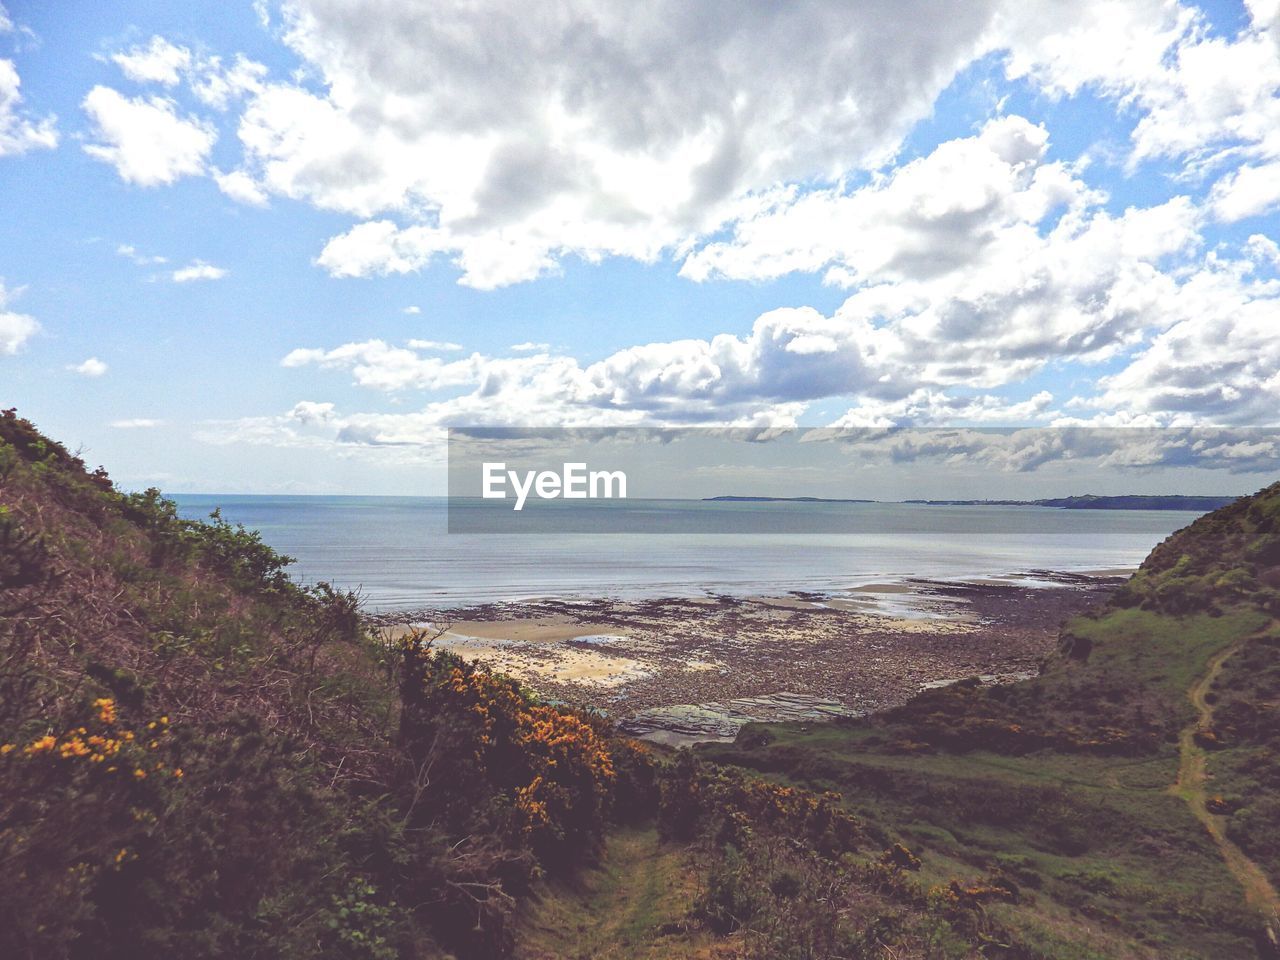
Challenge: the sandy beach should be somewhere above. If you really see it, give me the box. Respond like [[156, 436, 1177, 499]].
[[372, 570, 1127, 740]]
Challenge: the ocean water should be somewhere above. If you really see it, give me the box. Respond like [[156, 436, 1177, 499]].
[[170, 495, 1205, 611]]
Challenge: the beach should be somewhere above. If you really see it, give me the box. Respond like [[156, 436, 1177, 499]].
[[372, 570, 1127, 744]]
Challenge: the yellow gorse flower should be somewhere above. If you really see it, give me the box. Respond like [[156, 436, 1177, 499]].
[[23, 734, 56, 756]]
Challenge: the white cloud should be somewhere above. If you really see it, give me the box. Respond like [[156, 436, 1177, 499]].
[[680, 116, 1093, 285], [314, 220, 447, 277], [109, 35, 266, 109], [0, 310, 37, 355], [188, 54, 267, 110], [213, 168, 269, 206], [0, 4, 11, 33], [1209, 160, 1280, 221], [69, 357, 107, 377], [232, 0, 1057, 287], [510, 342, 550, 353], [109, 418, 165, 429], [116, 243, 168, 265], [287, 400, 335, 424], [1124, 11, 1280, 170], [402, 305, 421, 314], [830, 391, 1057, 428], [0, 279, 38, 355], [82, 86, 216, 186], [674, 119, 1204, 396], [171, 260, 228, 282], [111, 36, 191, 86], [196, 0, 1269, 291], [406, 339, 463, 352], [1074, 249, 1280, 425], [275, 209, 1280, 433], [1003, 0, 1280, 217], [0, 58, 58, 156]]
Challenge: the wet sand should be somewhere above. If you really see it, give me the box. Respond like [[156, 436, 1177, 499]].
[[371, 571, 1127, 721]]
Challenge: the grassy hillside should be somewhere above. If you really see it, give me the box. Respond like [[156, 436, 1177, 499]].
[[0, 410, 634, 959], [5, 409, 1279, 959], [704, 480, 1280, 958], [1, 412, 1036, 959]]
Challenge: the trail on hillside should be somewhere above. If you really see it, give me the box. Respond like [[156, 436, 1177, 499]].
[[516, 828, 720, 960], [1173, 640, 1280, 946]]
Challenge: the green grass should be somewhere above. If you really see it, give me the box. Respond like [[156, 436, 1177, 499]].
[[514, 827, 717, 960], [699, 601, 1280, 960]]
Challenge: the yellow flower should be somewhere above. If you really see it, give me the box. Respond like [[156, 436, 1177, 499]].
[[133, 768, 147, 779], [24, 735, 56, 756], [0, 744, 14, 755], [59, 739, 90, 759], [172, 768, 184, 779], [94, 698, 117, 724]]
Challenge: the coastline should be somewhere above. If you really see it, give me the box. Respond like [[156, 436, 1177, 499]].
[[372, 569, 1129, 744]]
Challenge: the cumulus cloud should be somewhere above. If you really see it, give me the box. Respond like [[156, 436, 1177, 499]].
[[175, 0, 1266, 290], [1074, 250, 1280, 425], [287, 110, 1215, 428], [0, 279, 38, 355], [80, 1, 1278, 452], [233, 0, 1052, 287], [171, 260, 228, 282], [287, 400, 336, 423], [680, 116, 1095, 285], [69, 357, 107, 377], [806, 427, 1280, 475], [830, 391, 1057, 428], [213, 168, 269, 206], [0, 58, 58, 156], [111, 36, 192, 86], [1210, 160, 1280, 222], [82, 86, 216, 185], [110, 35, 266, 108], [276, 208, 1280, 434], [1002, 0, 1280, 218], [187, 54, 267, 110], [109, 418, 165, 428]]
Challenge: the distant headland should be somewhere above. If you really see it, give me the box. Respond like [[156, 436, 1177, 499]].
[[704, 494, 1238, 510]]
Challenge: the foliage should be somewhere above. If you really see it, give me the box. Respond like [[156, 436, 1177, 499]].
[[398, 640, 615, 870]]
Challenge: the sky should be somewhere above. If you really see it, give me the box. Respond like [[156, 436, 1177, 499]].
[[1, 0, 1279, 495]]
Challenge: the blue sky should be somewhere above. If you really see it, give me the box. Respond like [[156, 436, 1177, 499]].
[[1, 0, 1278, 494]]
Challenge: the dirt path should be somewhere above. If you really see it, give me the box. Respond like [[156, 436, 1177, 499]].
[[1173, 641, 1280, 948], [515, 828, 721, 960]]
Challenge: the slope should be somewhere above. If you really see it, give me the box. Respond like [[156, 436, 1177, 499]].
[[703, 480, 1280, 958]]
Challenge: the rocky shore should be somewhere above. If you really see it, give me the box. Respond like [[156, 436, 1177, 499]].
[[370, 572, 1125, 744]]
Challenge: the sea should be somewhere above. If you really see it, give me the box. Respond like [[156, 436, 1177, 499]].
[[168, 495, 1207, 612]]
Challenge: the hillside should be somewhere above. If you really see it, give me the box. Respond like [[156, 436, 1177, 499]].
[[4, 409, 1279, 960], [0, 412, 1059, 959], [705, 480, 1280, 958]]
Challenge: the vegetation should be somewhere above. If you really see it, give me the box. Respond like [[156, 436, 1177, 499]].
[[705, 479, 1280, 958], [0, 409, 622, 959], [3, 408, 1279, 959]]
